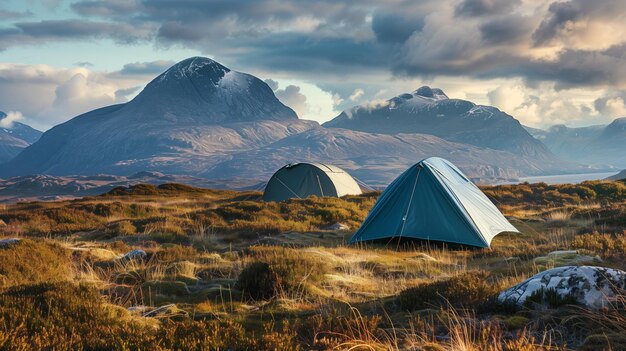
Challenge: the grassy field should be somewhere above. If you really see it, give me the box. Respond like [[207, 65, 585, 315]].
[[1, 180, 626, 350]]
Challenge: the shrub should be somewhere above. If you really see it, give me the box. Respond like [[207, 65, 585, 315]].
[[0, 239, 72, 289], [399, 271, 498, 311], [236, 262, 276, 300]]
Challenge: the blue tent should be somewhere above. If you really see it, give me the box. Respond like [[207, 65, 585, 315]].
[[350, 157, 519, 247]]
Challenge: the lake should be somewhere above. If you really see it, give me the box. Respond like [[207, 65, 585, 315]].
[[508, 171, 620, 185]]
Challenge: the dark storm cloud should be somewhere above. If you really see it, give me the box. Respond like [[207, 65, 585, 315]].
[[371, 10, 425, 44], [0, 19, 154, 49], [455, 0, 521, 17], [479, 15, 532, 44], [119, 60, 175, 75], [532, 1, 579, 46]]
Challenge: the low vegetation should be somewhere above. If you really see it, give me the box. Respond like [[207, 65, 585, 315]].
[[1, 180, 625, 350]]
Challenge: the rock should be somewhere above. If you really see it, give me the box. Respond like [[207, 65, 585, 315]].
[[128, 304, 187, 318], [0, 238, 20, 248], [498, 266, 626, 309], [121, 249, 147, 261], [534, 250, 601, 267], [412, 253, 438, 262], [326, 222, 350, 231]]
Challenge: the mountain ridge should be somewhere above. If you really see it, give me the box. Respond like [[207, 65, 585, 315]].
[[323, 86, 555, 161], [0, 112, 43, 163]]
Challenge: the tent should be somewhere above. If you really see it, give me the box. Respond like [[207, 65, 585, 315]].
[[350, 157, 519, 247], [263, 163, 362, 202]]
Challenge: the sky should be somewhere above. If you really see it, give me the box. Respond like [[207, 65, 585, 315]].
[[1, 0, 626, 131]]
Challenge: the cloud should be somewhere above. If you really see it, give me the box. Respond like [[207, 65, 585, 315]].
[[0, 111, 25, 128], [264, 78, 279, 91], [119, 60, 175, 75], [0, 19, 155, 50], [1, 0, 626, 127], [74, 61, 94, 67], [455, 0, 521, 17], [349, 88, 364, 101], [275, 85, 307, 117], [595, 93, 626, 118], [0, 63, 149, 130], [0, 9, 32, 20]]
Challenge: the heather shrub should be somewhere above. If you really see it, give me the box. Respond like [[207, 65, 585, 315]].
[[0, 239, 72, 289], [399, 271, 498, 310]]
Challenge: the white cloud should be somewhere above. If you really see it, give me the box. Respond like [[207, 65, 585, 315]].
[[274, 85, 307, 117], [349, 88, 364, 101], [0, 111, 25, 128], [0, 63, 149, 130]]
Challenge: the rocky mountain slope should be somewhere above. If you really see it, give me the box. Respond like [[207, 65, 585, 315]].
[[202, 126, 563, 186], [323, 86, 555, 161], [0, 112, 42, 163]]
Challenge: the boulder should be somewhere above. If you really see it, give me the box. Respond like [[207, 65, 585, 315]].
[[0, 238, 20, 248], [498, 266, 626, 309]]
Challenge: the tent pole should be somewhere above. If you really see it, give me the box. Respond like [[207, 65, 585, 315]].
[[399, 167, 421, 237]]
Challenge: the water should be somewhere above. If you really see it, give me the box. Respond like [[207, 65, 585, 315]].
[[512, 171, 620, 185]]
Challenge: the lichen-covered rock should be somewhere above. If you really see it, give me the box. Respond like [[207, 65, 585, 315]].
[[498, 266, 626, 309]]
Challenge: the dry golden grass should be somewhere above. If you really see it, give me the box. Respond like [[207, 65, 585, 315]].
[[1, 181, 626, 349]]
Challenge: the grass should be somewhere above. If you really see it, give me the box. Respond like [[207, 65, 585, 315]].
[[1, 180, 626, 349]]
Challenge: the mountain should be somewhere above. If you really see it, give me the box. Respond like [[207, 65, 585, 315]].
[[201, 126, 561, 186], [323, 86, 555, 160], [0, 57, 316, 176], [0, 112, 42, 163], [1, 58, 576, 184], [525, 118, 626, 169]]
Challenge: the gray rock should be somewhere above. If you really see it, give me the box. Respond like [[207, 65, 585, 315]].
[[498, 266, 626, 309], [121, 249, 147, 261], [326, 222, 350, 231], [0, 238, 21, 248]]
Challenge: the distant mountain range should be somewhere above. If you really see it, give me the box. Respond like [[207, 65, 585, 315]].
[[0, 57, 582, 186], [323, 86, 554, 161], [525, 118, 626, 169], [0, 112, 42, 163]]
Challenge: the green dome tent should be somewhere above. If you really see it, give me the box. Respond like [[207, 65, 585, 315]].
[[263, 163, 362, 202], [350, 157, 519, 248]]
